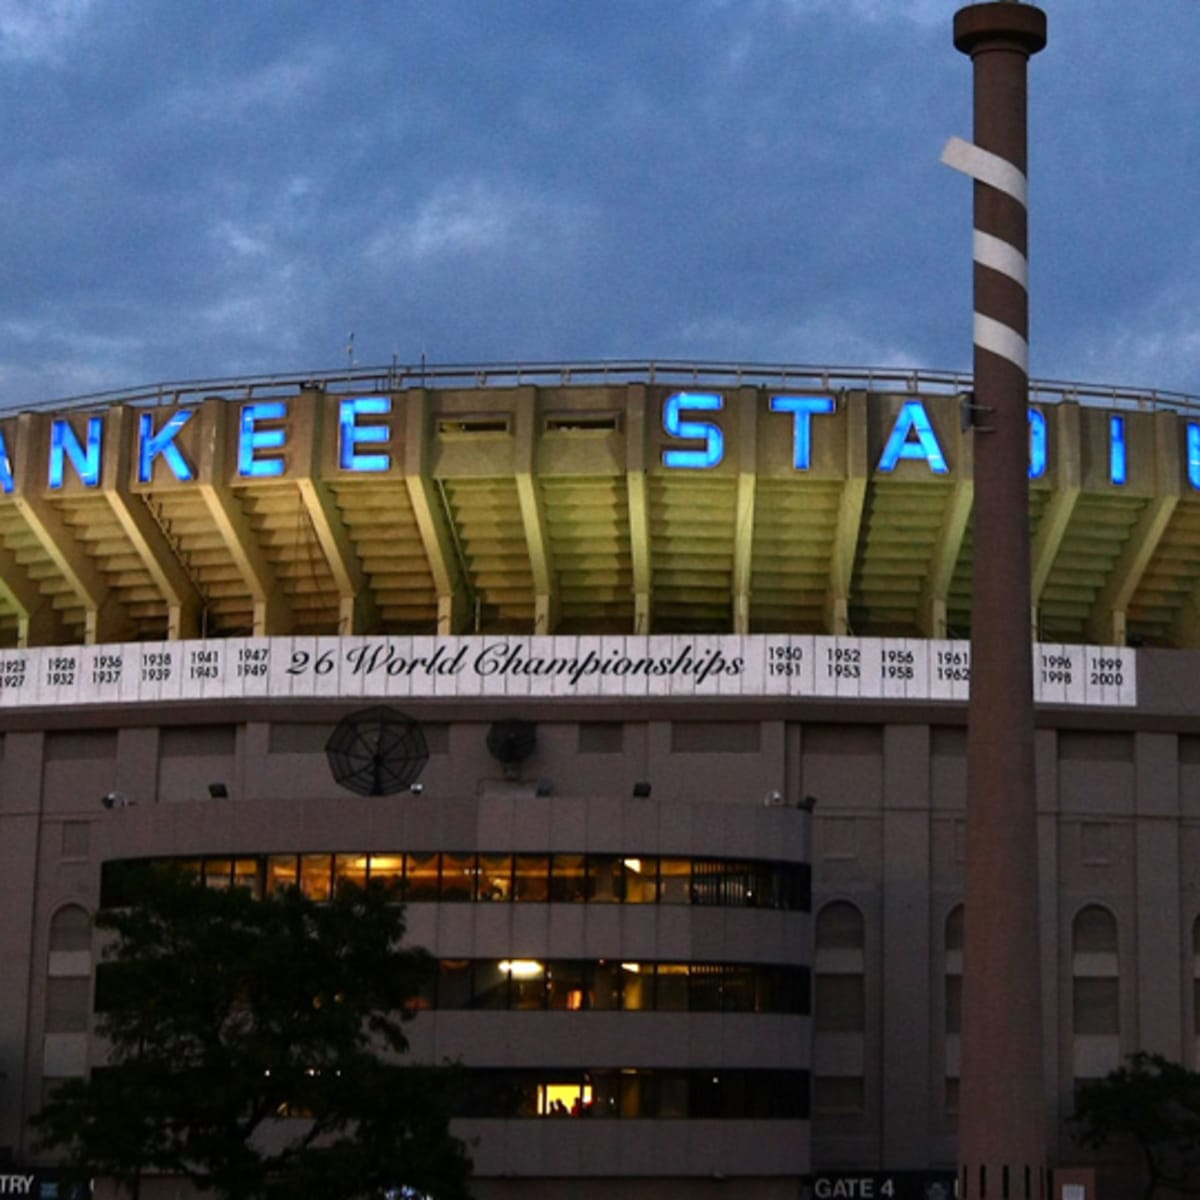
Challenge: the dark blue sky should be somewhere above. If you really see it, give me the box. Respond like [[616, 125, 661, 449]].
[[2, 0, 1197, 406]]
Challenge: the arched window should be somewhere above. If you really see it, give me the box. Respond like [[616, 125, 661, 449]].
[[812, 900, 866, 1117], [45, 905, 93, 1040], [49, 905, 91, 953], [814, 902, 865, 1031], [1072, 904, 1119, 1078]]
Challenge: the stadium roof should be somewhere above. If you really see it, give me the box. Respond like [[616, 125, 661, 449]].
[[0, 362, 1196, 650]]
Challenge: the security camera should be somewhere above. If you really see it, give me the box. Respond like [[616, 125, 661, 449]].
[[101, 791, 134, 810]]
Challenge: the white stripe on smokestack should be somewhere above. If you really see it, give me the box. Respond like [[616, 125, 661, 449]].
[[942, 134, 1031, 374]]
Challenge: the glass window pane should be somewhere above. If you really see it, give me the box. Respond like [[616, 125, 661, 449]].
[[590, 1070, 619, 1118], [266, 855, 298, 894], [478, 854, 512, 902], [1074, 977, 1119, 1035], [367, 854, 404, 891], [946, 974, 962, 1035], [658, 1074, 688, 1118], [508, 960, 546, 1010], [587, 856, 623, 903], [688, 964, 724, 1012], [658, 858, 691, 904], [46, 977, 91, 1033], [622, 857, 657, 904], [656, 964, 688, 1012], [472, 961, 511, 1009], [619, 1071, 652, 1118], [550, 854, 586, 903], [334, 854, 368, 891], [815, 974, 864, 1032], [438, 960, 473, 1008], [546, 961, 588, 1011], [514, 856, 549, 902], [538, 1079, 584, 1118], [49, 907, 91, 953], [592, 961, 622, 1011], [621, 963, 652, 1011], [232, 858, 261, 898], [816, 901, 864, 950], [406, 853, 440, 901], [723, 965, 756, 1013], [1074, 906, 1118, 955], [946, 905, 965, 952], [441, 853, 476, 901], [204, 859, 233, 890], [299, 855, 332, 901]]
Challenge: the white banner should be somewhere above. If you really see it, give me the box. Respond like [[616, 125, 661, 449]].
[[0, 636, 1137, 709]]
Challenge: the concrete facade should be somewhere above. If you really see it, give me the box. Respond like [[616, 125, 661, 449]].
[[1, 646, 1198, 1193]]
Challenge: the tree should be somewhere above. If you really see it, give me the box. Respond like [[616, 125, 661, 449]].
[[1071, 1052, 1200, 1200], [32, 867, 472, 1200]]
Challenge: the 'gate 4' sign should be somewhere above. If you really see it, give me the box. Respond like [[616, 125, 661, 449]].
[[811, 1172, 957, 1200]]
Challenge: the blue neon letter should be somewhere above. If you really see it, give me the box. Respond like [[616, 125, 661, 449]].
[[1028, 409, 1047, 480], [1188, 424, 1200, 490], [877, 401, 948, 474], [138, 410, 194, 483], [0, 430, 12, 494], [49, 416, 102, 488], [769, 395, 835, 470], [1109, 415, 1127, 486], [662, 392, 724, 468], [339, 397, 391, 472], [238, 401, 288, 478]]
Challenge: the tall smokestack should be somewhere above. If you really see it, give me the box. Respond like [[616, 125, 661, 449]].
[[943, 5, 1048, 1200]]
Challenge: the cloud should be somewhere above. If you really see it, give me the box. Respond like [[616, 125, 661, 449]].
[[714, 0, 948, 29], [363, 179, 587, 266], [0, 0, 95, 64], [673, 313, 925, 372], [158, 49, 335, 125]]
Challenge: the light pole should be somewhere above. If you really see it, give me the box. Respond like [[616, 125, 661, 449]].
[[943, 5, 1049, 1200]]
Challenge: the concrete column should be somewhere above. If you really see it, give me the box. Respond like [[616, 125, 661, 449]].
[[1134, 732, 1182, 1058], [881, 725, 932, 1167]]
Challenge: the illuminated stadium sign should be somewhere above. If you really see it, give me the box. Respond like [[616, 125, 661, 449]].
[[1, 392, 1194, 490], [0, 635, 1135, 708]]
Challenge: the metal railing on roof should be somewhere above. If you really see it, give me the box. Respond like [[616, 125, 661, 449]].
[[16, 360, 1200, 417]]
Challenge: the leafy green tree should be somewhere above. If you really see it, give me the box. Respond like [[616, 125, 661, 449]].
[[33, 867, 471, 1200], [1071, 1052, 1200, 1200]]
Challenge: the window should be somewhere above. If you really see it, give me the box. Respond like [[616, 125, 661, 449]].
[[49, 906, 91, 954], [440, 853, 475, 901], [815, 974, 865, 1033], [1072, 905, 1119, 1045], [549, 855, 586, 903], [816, 901, 865, 952], [99, 853, 811, 912], [814, 900, 865, 1119], [405, 853, 439, 901], [513, 856, 549, 902], [45, 977, 91, 1033], [298, 854, 332, 901]]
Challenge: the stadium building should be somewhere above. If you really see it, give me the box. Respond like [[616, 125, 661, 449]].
[[0, 361, 1196, 1199]]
